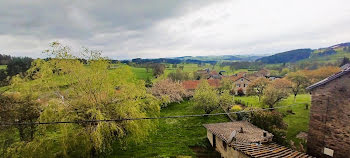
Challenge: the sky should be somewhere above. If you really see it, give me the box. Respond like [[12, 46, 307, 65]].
[[1, 0, 350, 60]]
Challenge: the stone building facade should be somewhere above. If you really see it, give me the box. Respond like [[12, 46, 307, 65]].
[[306, 67, 350, 158], [231, 76, 251, 95]]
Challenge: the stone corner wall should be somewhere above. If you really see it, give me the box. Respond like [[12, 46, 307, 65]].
[[307, 73, 350, 158]]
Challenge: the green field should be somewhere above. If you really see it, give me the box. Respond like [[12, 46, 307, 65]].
[[130, 67, 154, 80], [235, 94, 311, 150], [132, 63, 251, 81], [110, 100, 230, 157]]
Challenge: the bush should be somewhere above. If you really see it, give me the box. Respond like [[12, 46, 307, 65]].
[[249, 109, 288, 145], [231, 105, 242, 111]]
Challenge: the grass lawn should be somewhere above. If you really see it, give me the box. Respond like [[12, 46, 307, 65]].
[[130, 67, 153, 80], [235, 94, 311, 149], [110, 100, 230, 157]]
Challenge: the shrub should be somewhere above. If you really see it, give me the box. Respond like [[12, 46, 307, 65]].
[[231, 105, 242, 111]]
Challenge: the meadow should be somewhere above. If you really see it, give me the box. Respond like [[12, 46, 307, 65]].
[[130, 63, 252, 81], [110, 100, 229, 157]]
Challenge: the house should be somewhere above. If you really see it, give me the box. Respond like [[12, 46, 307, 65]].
[[230, 75, 251, 95], [204, 121, 313, 158], [305, 65, 350, 158], [254, 69, 270, 78]]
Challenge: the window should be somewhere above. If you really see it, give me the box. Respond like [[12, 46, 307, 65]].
[[237, 84, 240, 87], [243, 84, 246, 87], [223, 140, 227, 151], [241, 78, 244, 82]]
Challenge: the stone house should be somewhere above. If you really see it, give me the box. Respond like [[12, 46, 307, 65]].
[[306, 66, 350, 158], [230, 75, 251, 95], [203, 121, 313, 158]]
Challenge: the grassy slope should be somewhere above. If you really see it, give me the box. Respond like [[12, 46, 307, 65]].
[[235, 94, 311, 148], [110, 101, 229, 157]]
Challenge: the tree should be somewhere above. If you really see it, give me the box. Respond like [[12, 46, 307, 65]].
[[0, 94, 40, 141], [287, 71, 310, 102], [193, 80, 219, 114], [219, 77, 233, 93], [219, 90, 234, 110], [249, 109, 288, 145], [246, 77, 270, 102], [5, 42, 160, 157], [6, 57, 33, 77], [172, 64, 177, 68], [152, 63, 165, 77], [262, 79, 292, 108], [167, 69, 190, 81], [340, 57, 350, 67], [150, 79, 189, 108], [302, 66, 340, 84], [179, 65, 184, 70]]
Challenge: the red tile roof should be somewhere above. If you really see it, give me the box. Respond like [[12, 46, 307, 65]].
[[207, 79, 220, 88], [182, 80, 200, 90], [209, 70, 218, 76]]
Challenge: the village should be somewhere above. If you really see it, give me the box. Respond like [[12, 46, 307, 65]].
[[1, 1, 350, 157]]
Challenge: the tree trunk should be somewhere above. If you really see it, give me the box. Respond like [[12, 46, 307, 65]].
[[294, 94, 297, 103]]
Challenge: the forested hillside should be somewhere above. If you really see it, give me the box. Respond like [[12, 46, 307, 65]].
[[256, 49, 313, 64]]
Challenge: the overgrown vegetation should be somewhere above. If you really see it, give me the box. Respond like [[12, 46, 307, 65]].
[[1, 42, 160, 157]]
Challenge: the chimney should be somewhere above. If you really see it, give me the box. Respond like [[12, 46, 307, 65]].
[[239, 127, 244, 133]]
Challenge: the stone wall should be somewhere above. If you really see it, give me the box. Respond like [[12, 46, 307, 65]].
[[207, 130, 248, 158], [307, 73, 350, 158], [233, 78, 250, 95]]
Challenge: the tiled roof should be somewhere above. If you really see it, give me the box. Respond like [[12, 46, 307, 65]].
[[306, 66, 350, 90], [230, 75, 251, 82], [209, 70, 218, 76], [182, 80, 199, 90], [207, 79, 220, 88], [232, 143, 314, 158], [340, 63, 350, 70], [203, 121, 273, 144]]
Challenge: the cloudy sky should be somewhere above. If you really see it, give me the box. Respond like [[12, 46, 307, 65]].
[[1, 0, 350, 59]]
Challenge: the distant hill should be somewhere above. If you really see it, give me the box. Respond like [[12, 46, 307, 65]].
[[256, 49, 313, 64], [124, 55, 265, 64], [256, 42, 350, 64]]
